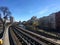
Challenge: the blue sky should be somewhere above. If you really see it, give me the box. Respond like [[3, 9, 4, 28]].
[[0, 0, 60, 21]]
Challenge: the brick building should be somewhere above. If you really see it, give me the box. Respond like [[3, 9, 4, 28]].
[[10, 16, 14, 23], [55, 11, 60, 30], [39, 11, 60, 31]]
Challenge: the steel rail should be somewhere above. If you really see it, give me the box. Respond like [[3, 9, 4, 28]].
[[16, 27, 60, 45]]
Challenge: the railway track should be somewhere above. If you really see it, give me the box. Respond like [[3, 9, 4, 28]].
[[13, 28, 47, 45], [19, 26, 60, 40], [12, 26, 60, 45], [9, 27, 22, 45]]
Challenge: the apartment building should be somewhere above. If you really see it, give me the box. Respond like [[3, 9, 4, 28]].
[[39, 11, 60, 31]]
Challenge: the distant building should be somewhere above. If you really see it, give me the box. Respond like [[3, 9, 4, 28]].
[[48, 11, 60, 30], [39, 16, 49, 29], [10, 16, 14, 23], [55, 11, 60, 30], [39, 11, 60, 31], [48, 13, 56, 29], [13, 22, 20, 25]]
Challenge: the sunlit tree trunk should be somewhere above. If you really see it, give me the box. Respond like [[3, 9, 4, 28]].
[[0, 7, 11, 38]]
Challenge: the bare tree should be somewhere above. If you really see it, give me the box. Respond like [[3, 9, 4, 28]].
[[0, 7, 11, 37], [0, 7, 8, 16]]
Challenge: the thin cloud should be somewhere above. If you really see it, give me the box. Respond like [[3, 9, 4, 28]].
[[34, 4, 59, 15], [29, 4, 60, 16], [29, 10, 33, 13], [39, 8, 48, 15]]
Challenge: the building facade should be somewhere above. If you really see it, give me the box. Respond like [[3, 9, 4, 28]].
[[10, 16, 14, 23], [39, 11, 60, 31], [55, 11, 60, 30]]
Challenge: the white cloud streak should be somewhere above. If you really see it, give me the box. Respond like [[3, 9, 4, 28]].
[[29, 4, 60, 16], [39, 8, 49, 15]]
